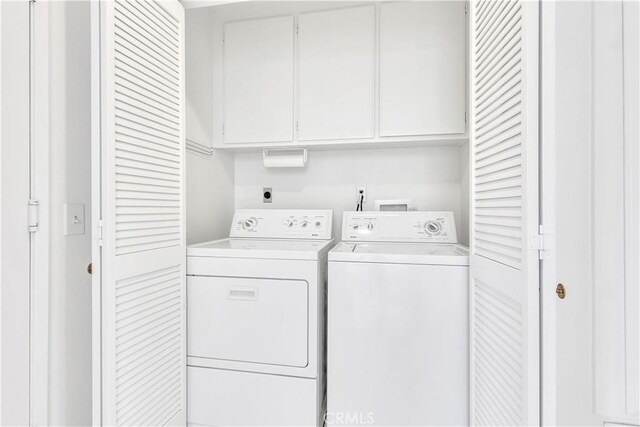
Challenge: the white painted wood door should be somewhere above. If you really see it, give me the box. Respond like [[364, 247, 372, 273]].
[[548, 1, 639, 425], [298, 5, 375, 141], [223, 15, 294, 144], [379, 1, 466, 137], [92, 1, 186, 425], [470, 1, 540, 425]]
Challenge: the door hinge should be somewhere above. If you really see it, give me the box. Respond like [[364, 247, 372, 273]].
[[465, 3, 468, 14], [28, 199, 39, 232], [295, 121, 299, 132], [465, 112, 468, 123], [296, 24, 299, 35], [97, 220, 104, 246], [530, 225, 554, 260]]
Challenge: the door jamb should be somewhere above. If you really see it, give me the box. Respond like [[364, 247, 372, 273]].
[[540, 1, 557, 425], [30, 1, 50, 425], [90, 1, 103, 424]]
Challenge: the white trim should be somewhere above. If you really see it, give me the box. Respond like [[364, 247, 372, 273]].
[[90, 1, 103, 424], [540, 1, 557, 425], [0, 4, 4, 422], [523, 3, 542, 423], [183, 0, 249, 9], [29, 1, 50, 425], [622, 0, 639, 415]]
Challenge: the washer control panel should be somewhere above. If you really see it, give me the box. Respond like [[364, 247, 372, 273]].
[[230, 209, 332, 239], [342, 211, 457, 243]]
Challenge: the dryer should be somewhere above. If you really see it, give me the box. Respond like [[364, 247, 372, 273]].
[[327, 211, 469, 426], [187, 209, 333, 427]]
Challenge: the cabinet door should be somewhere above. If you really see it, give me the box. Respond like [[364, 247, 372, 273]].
[[223, 16, 294, 144], [379, 2, 466, 137], [298, 6, 375, 141]]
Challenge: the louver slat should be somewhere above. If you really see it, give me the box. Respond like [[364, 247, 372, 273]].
[[114, 266, 182, 426], [101, 1, 185, 426], [473, 0, 523, 270], [471, 1, 539, 426], [473, 280, 524, 426]]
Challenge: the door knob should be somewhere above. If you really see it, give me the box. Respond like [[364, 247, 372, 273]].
[[87, 263, 92, 275], [556, 283, 565, 299]]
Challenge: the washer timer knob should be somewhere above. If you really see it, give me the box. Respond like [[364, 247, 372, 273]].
[[242, 217, 258, 231], [301, 220, 309, 228], [424, 220, 442, 235]]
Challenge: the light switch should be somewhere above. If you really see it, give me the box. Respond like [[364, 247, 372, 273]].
[[64, 203, 85, 236]]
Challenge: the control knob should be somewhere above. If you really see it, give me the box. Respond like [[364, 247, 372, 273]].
[[242, 217, 258, 231], [424, 220, 442, 235]]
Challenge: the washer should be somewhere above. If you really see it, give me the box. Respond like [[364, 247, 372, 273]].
[[187, 209, 333, 427], [327, 211, 469, 426]]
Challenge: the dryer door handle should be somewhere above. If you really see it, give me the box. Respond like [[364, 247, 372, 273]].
[[228, 288, 258, 301]]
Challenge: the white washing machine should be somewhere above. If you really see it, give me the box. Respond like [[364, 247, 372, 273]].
[[327, 211, 469, 426], [186, 209, 334, 427]]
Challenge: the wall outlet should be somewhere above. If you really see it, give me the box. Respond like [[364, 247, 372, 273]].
[[357, 187, 367, 203], [263, 187, 273, 203]]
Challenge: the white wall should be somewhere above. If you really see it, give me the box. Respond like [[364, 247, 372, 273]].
[[187, 152, 235, 244], [48, 2, 92, 425], [186, 8, 235, 244], [0, 3, 31, 425], [235, 145, 469, 243], [459, 142, 469, 247]]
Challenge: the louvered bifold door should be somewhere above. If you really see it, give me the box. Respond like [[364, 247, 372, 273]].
[[95, 1, 186, 425], [470, 0, 540, 426]]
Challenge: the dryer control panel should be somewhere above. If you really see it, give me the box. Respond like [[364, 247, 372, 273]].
[[230, 209, 333, 240], [342, 211, 457, 243]]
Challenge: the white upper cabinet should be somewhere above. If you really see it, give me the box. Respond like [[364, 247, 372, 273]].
[[215, 2, 467, 149], [298, 6, 375, 141], [379, 2, 466, 137], [223, 16, 295, 144]]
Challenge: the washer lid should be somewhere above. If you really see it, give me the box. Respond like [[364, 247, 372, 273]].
[[329, 242, 469, 266], [187, 238, 334, 261]]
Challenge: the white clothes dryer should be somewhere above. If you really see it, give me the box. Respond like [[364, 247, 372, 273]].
[[187, 209, 333, 427]]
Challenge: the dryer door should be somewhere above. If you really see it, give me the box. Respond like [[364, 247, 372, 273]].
[[188, 276, 309, 368]]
